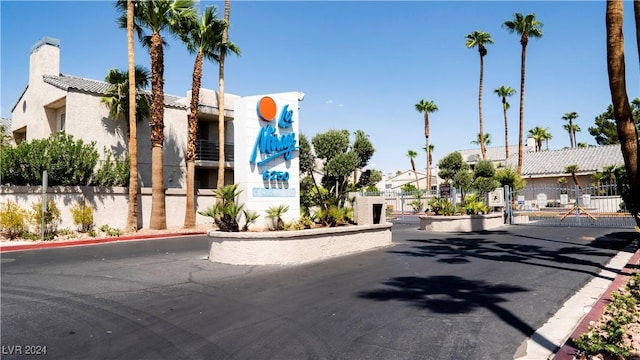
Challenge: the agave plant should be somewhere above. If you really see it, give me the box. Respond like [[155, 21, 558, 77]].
[[265, 204, 289, 231], [198, 184, 246, 232]]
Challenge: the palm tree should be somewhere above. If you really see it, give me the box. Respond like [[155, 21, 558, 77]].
[[415, 100, 438, 193], [216, 0, 241, 190], [494, 85, 516, 159], [465, 31, 494, 160], [406, 150, 420, 191], [422, 144, 434, 194], [561, 112, 580, 148], [126, 0, 138, 232], [503, 13, 543, 175], [100, 66, 151, 134], [179, 6, 226, 228], [116, 0, 197, 230], [542, 128, 552, 150], [471, 133, 492, 147], [527, 126, 547, 152], [100, 65, 150, 232], [607, 0, 639, 226], [565, 164, 582, 189]]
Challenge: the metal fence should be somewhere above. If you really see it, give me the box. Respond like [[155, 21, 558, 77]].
[[505, 183, 636, 228]]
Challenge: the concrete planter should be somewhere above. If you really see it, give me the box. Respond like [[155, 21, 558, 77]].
[[419, 212, 504, 232], [208, 223, 393, 265]]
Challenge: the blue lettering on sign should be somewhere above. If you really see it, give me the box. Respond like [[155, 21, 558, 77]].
[[250, 113, 298, 166], [277, 104, 294, 128]]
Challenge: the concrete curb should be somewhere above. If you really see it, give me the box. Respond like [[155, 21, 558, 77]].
[[553, 247, 640, 360], [0, 232, 207, 253]]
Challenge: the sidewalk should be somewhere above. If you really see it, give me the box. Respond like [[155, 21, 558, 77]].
[[0, 230, 207, 253], [515, 241, 640, 360]]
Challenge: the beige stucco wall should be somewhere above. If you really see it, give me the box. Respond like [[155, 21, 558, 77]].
[[0, 186, 217, 231], [208, 223, 393, 265]]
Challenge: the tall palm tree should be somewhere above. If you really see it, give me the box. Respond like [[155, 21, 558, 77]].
[[422, 144, 434, 194], [126, 0, 138, 232], [561, 112, 580, 148], [471, 133, 492, 147], [179, 6, 226, 228], [565, 164, 582, 189], [494, 85, 516, 159], [116, 0, 197, 230], [216, 0, 242, 190], [542, 127, 552, 150], [415, 99, 438, 193], [100, 66, 151, 232], [606, 0, 639, 226], [527, 126, 547, 152], [100, 66, 151, 135], [563, 122, 582, 149], [503, 13, 543, 175], [465, 31, 494, 160], [406, 150, 420, 191]]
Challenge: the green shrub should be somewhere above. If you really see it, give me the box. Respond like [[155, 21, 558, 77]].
[[428, 197, 455, 216], [0, 201, 28, 239], [408, 199, 423, 213], [462, 194, 488, 215], [99, 224, 122, 237], [198, 184, 247, 232], [70, 202, 94, 232], [91, 148, 130, 186], [0, 133, 99, 186], [30, 199, 61, 238], [266, 204, 290, 231]]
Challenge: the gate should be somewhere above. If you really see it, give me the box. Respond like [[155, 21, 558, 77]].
[[505, 183, 636, 228]]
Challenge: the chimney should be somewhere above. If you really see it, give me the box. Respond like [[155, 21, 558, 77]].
[[525, 136, 535, 149], [29, 37, 60, 86]]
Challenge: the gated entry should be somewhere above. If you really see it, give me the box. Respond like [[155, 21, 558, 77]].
[[505, 183, 636, 228]]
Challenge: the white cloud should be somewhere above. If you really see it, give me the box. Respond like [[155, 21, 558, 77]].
[[325, 100, 333, 104]]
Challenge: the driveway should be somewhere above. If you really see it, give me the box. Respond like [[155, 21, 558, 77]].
[[0, 224, 633, 359]]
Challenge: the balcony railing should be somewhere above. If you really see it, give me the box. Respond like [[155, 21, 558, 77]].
[[195, 139, 234, 162]]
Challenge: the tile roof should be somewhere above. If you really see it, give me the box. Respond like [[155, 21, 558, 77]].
[[42, 74, 187, 108], [456, 145, 534, 163], [504, 145, 624, 177]]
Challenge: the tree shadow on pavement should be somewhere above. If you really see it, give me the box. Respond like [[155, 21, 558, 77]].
[[357, 275, 560, 353], [391, 231, 632, 281]]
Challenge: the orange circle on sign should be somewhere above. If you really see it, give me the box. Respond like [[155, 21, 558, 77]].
[[258, 96, 277, 121]]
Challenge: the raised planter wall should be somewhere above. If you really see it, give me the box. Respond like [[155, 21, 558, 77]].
[[208, 223, 393, 265], [419, 212, 503, 232]]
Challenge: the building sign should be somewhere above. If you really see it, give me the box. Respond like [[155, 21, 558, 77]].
[[234, 92, 302, 229], [488, 188, 504, 207], [249, 96, 299, 192], [439, 183, 451, 198]]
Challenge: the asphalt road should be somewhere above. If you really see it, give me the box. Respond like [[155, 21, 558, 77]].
[[1, 223, 635, 360]]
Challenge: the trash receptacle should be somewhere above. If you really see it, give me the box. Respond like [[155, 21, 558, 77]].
[[356, 196, 385, 225], [373, 203, 383, 224]]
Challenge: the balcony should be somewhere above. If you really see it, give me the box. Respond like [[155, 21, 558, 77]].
[[195, 139, 234, 162]]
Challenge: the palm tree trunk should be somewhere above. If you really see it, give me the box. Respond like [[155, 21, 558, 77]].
[[478, 53, 487, 159], [185, 52, 204, 228], [607, 0, 640, 226], [149, 32, 166, 230], [216, 0, 230, 191], [517, 44, 527, 176], [635, 0, 640, 62], [503, 100, 509, 160], [425, 113, 431, 193], [125, 0, 139, 232]]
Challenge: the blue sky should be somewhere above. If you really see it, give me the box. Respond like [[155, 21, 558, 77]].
[[1, 1, 639, 177]]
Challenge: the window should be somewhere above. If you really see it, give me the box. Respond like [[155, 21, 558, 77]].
[[59, 113, 65, 132]]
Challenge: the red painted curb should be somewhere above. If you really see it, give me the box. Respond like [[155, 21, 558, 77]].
[[0, 232, 207, 253], [553, 248, 640, 360]]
